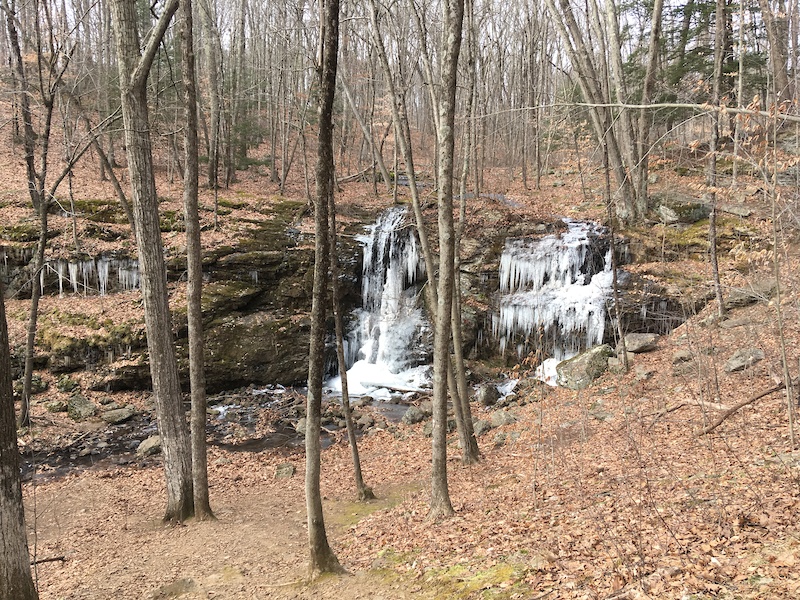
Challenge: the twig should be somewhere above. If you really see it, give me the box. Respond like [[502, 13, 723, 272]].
[[700, 378, 798, 435], [31, 555, 66, 565], [646, 402, 687, 432]]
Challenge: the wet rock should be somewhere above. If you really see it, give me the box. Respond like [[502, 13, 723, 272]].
[[136, 435, 161, 457], [101, 405, 136, 424], [724, 278, 777, 309], [274, 463, 296, 479], [725, 348, 765, 373], [472, 419, 492, 436], [556, 345, 614, 390], [402, 406, 426, 425], [67, 394, 96, 421], [475, 384, 500, 407], [622, 333, 659, 353], [490, 410, 517, 428]]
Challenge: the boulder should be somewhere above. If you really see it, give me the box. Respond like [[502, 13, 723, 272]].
[[67, 394, 96, 421], [724, 278, 777, 309], [622, 333, 659, 353], [653, 192, 711, 224], [136, 435, 161, 457], [402, 406, 426, 425], [101, 405, 136, 424], [556, 345, 614, 390], [725, 348, 765, 373], [490, 410, 517, 428], [274, 463, 296, 479], [472, 419, 492, 437], [45, 400, 67, 413], [475, 384, 500, 407], [672, 349, 694, 364]]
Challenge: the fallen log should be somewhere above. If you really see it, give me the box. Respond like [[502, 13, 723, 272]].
[[699, 377, 798, 435]]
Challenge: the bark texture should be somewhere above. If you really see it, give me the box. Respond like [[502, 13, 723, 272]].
[[305, 0, 345, 578], [110, 0, 194, 523], [0, 278, 39, 600]]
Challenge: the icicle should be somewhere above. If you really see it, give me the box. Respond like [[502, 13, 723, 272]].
[[495, 219, 612, 361], [68, 262, 79, 293], [249, 270, 259, 283], [98, 257, 110, 296], [57, 261, 65, 297], [118, 259, 140, 291]]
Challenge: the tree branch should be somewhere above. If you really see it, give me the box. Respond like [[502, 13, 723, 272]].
[[699, 378, 798, 435], [132, 0, 179, 90]]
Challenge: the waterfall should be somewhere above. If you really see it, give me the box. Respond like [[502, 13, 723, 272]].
[[329, 207, 431, 396], [493, 219, 613, 366]]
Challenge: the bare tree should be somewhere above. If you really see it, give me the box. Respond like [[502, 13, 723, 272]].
[[110, 0, 194, 523], [429, 0, 466, 521], [1, 277, 38, 600], [305, 0, 345, 578], [181, 0, 214, 521]]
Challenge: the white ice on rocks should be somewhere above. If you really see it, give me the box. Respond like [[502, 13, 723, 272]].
[[494, 219, 613, 377]]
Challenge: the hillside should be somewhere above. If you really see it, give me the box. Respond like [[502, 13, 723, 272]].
[[2, 128, 800, 600]]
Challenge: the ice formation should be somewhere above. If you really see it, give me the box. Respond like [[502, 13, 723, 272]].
[[494, 219, 613, 362], [330, 207, 431, 395]]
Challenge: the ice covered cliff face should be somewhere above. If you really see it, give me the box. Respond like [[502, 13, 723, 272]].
[[494, 219, 613, 362]]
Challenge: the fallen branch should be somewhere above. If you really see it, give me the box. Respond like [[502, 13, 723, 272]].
[[31, 555, 66, 565], [699, 378, 798, 435], [646, 402, 687, 432]]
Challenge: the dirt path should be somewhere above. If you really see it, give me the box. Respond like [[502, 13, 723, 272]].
[[25, 441, 429, 600]]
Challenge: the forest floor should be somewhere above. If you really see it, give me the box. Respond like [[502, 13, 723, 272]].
[[4, 132, 800, 599]]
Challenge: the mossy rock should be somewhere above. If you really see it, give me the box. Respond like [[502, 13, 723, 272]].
[[556, 344, 614, 390], [56, 375, 79, 392], [68, 394, 96, 421], [201, 311, 313, 391], [200, 281, 262, 322], [71, 199, 128, 224], [12, 374, 49, 396], [0, 222, 40, 242]]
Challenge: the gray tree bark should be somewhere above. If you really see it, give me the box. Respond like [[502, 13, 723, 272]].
[[306, 0, 345, 579], [110, 0, 194, 523], [1, 277, 38, 600], [181, 0, 214, 521]]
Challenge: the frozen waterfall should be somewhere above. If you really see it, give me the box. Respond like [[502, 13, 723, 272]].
[[493, 219, 613, 367], [329, 206, 431, 397]]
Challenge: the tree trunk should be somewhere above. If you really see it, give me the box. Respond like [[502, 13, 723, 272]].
[[1, 278, 38, 600], [110, 0, 194, 524], [758, 0, 792, 104], [327, 190, 374, 502], [306, 0, 345, 579], [199, 0, 222, 189], [709, 0, 726, 318], [181, 0, 214, 521], [430, 0, 465, 521]]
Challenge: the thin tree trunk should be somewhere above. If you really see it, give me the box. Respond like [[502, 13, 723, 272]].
[[181, 0, 214, 521], [709, 0, 726, 319], [110, 0, 194, 524], [430, 0, 465, 521], [327, 189, 374, 502], [306, 0, 345, 578], [1, 278, 38, 600]]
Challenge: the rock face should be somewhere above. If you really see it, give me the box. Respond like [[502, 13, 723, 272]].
[[556, 345, 614, 390]]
